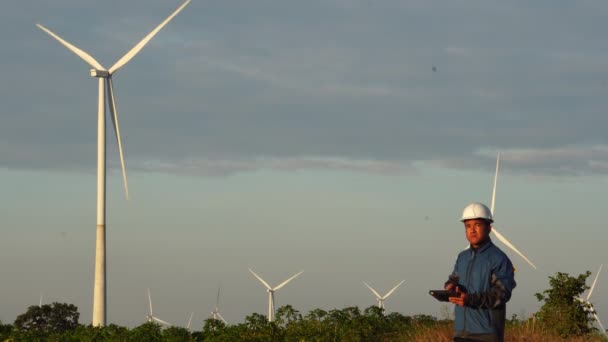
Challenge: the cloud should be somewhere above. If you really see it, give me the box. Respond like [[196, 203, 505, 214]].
[[4, 1, 608, 178], [423, 144, 608, 177], [133, 156, 414, 177]]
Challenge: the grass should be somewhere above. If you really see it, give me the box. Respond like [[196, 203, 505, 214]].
[[399, 321, 608, 342]]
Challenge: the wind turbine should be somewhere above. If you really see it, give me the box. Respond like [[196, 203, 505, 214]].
[[36, 0, 191, 326], [210, 287, 227, 324], [578, 265, 606, 335], [186, 312, 194, 331], [487, 153, 537, 270], [363, 280, 405, 310], [146, 288, 172, 327], [248, 269, 303, 322]]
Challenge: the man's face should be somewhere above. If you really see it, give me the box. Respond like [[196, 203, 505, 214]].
[[464, 219, 491, 247]]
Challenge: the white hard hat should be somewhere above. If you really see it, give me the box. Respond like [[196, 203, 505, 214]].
[[460, 202, 493, 223]]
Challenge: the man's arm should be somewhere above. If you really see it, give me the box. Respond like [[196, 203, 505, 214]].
[[444, 255, 461, 290], [466, 255, 516, 309], [444, 274, 459, 291]]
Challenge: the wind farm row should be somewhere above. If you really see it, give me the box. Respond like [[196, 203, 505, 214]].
[[139, 270, 404, 329]]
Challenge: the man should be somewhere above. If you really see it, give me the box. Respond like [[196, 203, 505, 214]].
[[445, 202, 516, 342]]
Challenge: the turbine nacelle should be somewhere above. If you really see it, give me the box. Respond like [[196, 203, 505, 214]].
[[90, 69, 110, 78]]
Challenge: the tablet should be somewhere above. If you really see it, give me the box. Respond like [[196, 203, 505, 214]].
[[429, 290, 458, 302]]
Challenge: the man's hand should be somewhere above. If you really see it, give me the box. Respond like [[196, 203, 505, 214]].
[[445, 283, 455, 291], [449, 286, 468, 307]]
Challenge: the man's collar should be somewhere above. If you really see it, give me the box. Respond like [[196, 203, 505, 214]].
[[470, 239, 493, 253]]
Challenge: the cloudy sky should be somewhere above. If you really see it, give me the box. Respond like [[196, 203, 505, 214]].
[[1, 0, 608, 328]]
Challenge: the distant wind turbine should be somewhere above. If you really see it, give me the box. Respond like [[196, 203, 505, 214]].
[[146, 288, 172, 327], [210, 287, 227, 324], [577, 265, 606, 335], [248, 269, 303, 322], [186, 312, 194, 331], [363, 280, 405, 310], [36, 0, 191, 326], [488, 153, 537, 270]]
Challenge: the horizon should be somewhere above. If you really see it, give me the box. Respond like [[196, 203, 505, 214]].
[[1, 0, 608, 329]]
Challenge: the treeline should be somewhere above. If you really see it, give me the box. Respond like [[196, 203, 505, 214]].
[[1, 271, 607, 341], [0, 305, 445, 341]]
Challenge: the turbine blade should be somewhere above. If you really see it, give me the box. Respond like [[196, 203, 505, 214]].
[[248, 269, 272, 290], [109, 0, 191, 74], [152, 316, 171, 326], [216, 286, 221, 308], [36, 24, 104, 70], [147, 288, 153, 316], [593, 311, 607, 335], [491, 153, 500, 215], [588, 264, 603, 301], [274, 271, 304, 291], [217, 313, 227, 324], [492, 226, 537, 269], [383, 280, 405, 299], [363, 281, 383, 300], [186, 312, 193, 329], [107, 77, 129, 200]]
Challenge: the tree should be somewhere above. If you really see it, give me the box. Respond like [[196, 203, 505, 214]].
[[275, 305, 302, 326], [129, 322, 163, 342], [14, 302, 79, 334], [242, 313, 274, 341], [535, 271, 594, 337], [162, 326, 192, 341], [0, 321, 13, 340]]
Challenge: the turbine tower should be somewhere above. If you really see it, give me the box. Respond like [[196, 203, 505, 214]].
[[146, 288, 172, 326], [488, 153, 537, 269], [363, 280, 404, 310], [36, 0, 191, 326], [248, 269, 303, 322]]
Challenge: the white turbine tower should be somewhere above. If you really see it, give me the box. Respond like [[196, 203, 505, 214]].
[[146, 288, 172, 327], [36, 0, 191, 326], [488, 153, 537, 270], [577, 265, 606, 335], [210, 287, 227, 324], [248, 269, 303, 322], [363, 280, 405, 310]]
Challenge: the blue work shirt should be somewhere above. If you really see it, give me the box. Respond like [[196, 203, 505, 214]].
[[448, 239, 516, 341]]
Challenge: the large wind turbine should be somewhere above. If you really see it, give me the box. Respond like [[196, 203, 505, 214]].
[[363, 280, 404, 310], [248, 269, 303, 322], [578, 265, 606, 335], [489, 153, 537, 269], [146, 288, 172, 327], [36, 0, 191, 326], [210, 287, 227, 324]]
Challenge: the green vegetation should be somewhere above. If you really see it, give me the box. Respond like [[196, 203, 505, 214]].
[[1, 271, 607, 341], [534, 271, 599, 337]]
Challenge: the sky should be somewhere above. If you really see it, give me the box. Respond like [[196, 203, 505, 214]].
[[1, 0, 608, 329]]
